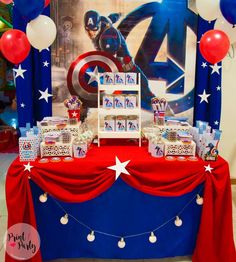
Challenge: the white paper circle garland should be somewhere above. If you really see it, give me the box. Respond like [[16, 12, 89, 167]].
[[41, 185, 203, 248], [149, 232, 157, 243], [87, 231, 95, 242], [196, 194, 204, 205], [60, 214, 69, 225], [39, 193, 48, 203], [174, 216, 183, 227], [118, 238, 126, 249]]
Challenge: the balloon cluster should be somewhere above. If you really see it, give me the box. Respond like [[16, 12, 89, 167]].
[[0, 0, 56, 64], [64, 96, 82, 110], [196, 0, 236, 64]]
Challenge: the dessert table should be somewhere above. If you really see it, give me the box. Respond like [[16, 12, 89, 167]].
[[5, 142, 236, 262]]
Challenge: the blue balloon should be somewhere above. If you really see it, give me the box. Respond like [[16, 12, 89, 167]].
[[220, 0, 236, 26], [15, 0, 44, 21]]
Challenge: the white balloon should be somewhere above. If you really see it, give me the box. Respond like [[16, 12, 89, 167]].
[[26, 15, 57, 51], [196, 0, 221, 21], [214, 16, 236, 44]]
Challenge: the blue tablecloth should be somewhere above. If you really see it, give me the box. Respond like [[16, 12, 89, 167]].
[[31, 179, 203, 261]]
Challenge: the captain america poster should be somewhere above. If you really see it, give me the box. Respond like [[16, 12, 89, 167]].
[[51, 0, 198, 124]]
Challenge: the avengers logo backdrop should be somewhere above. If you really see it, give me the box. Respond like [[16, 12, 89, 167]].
[[51, 0, 198, 123]]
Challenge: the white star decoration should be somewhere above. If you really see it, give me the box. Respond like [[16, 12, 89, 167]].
[[107, 156, 130, 180], [20, 103, 25, 108], [201, 62, 207, 68], [210, 64, 222, 75], [204, 164, 213, 173], [216, 86, 221, 91], [13, 65, 27, 79], [214, 120, 219, 126], [198, 90, 211, 104], [39, 88, 53, 103], [43, 61, 50, 67], [24, 162, 33, 172], [87, 66, 99, 85], [71, 111, 78, 117]]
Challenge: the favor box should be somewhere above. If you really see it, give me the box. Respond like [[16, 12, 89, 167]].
[[125, 73, 137, 85], [151, 143, 164, 158], [114, 73, 125, 85], [114, 95, 125, 108], [103, 95, 114, 108], [40, 142, 73, 157], [103, 73, 114, 84], [201, 139, 219, 161], [163, 139, 196, 156], [125, 95, 137, 108], [19, 136, 37, 162]]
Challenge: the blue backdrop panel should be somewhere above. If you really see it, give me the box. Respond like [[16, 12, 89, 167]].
[[194, 17, 222, 129], [13, 7, 52, 127], [31, 180, 203, 261]]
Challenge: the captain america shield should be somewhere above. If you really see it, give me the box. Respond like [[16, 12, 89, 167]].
[[67, 51, 123, 107]]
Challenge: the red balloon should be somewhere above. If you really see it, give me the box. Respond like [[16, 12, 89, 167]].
[[199, 30, 230, 64], [0, 0, 13, 4], [44, 0, 50, 7], [0, 29, 31, 64]]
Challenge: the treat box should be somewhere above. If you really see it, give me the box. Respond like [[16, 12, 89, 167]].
[[114, 73, 126, 85], [40, 123, 80, 138], [40, 142, 73, 157], [103, 73, 115, 85], [19, 137, 37, 162], [156, 123, 191, 134], [163, 138, 196, 156], [125, 73, 138, 85]]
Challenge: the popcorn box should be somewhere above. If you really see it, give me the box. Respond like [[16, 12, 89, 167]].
[[103, 73, 114, 85], [114, 73, 125, 85], [125, 73, 137, 85], [19, 137, 37, 162]]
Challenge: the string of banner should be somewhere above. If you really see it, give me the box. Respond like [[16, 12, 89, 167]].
[[39, 187, 204, 248]]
